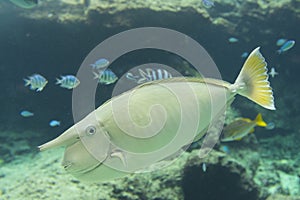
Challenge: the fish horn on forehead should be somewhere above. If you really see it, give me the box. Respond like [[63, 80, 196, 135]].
[[38, 126, 78, 151]]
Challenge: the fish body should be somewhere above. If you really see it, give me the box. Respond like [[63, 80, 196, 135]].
[[241, 52, 249, 58], [49, 120, 61, 127], [126, 68, 172, 84], [202, 163, 207, 172], [268, 67, 278, 78], [9, 0, 38, 9], [20, 110, 34, 117], [265, 122, 275, 130], [220, 145, 230, 154], [24, 74, 48, 92], [228, 37, 238, 43], [56, 75, 80, 89], [93, 69, 118, 85], [276, 38, 287, 46], [90, 59, 110, 70], [202, 0, 214, 8], [126, 72, 140, 82], [277, 40, 295, 54], [221, 113, 267, 142], [38, 47, 275, 182], [138, 68, 172, 84]]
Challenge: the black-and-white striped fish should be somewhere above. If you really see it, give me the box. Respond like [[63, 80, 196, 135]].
[[126, 68, 172, 84]]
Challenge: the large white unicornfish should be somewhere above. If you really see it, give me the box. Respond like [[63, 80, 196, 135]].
[[39, 47, 275, 182]]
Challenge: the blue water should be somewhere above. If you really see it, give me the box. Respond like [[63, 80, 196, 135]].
[[0, 0, 299, 199]]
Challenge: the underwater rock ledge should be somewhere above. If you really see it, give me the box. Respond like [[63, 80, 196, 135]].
[[2, 0, 299, 36]]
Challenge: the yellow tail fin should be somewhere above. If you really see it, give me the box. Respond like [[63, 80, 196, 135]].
[[254, 113, 267, 127], [233, 47, 275, 110]]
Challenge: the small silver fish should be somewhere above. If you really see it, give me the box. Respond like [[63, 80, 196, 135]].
[[56, 75, 80, 89], [93, 69, 118, 85], [277, 40, 295, 54], [24, 74, 48, 92], [202, 163, 207, 172], [202, 0, 214, 8], [90, 58, 110, 70], [137, 68, 173, 84], [268, 67, 278, 78], [228, 37, 238, 43], [20, 110, 34, 117], [49, 120, 60, 127], [276, 38, 287, 46]]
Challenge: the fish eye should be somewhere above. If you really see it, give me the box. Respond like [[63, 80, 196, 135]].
[[85, 125, 96, 135]]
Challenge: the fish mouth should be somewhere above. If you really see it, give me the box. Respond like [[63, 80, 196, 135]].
[[62, 143, 109, 177], [63, 160, 104, 175]]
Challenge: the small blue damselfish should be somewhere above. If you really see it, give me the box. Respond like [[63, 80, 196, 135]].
[[49, 120, 60, 127], [24, 74, 48, 92], [93, 69, 118, 85], [56, 75, 80, 89], [20, 110, 34, 117], [90, 58, 110, 70]]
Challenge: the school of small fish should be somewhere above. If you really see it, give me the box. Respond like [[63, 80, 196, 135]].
[[234, 37, 295, 81], [21, 58, 121, 127], [22, 59, 174, 128], [277, 39, 295, 54]]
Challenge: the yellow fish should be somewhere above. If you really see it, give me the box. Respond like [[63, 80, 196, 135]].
[[221, 113, 267, 142], [38, 47, 275, 182]]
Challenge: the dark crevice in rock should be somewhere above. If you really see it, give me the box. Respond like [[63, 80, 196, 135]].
[[182, 164, 259, 200]]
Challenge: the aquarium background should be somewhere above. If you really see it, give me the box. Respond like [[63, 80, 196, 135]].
[[0, 0, 299, 199]]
